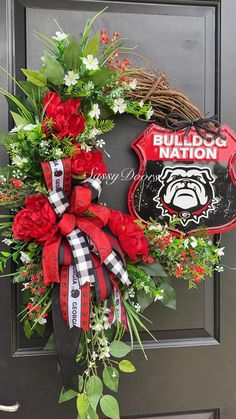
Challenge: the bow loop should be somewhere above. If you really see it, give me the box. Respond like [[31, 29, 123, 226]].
[[165, 112, 226, 141], [58, 213, 76, 236], [69, 186, 92, 215]]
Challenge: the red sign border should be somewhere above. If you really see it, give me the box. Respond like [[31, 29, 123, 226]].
[[128, 122, 236, 235]]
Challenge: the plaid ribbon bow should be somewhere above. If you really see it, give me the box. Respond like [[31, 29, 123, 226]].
[[47, 180, 130, 287]]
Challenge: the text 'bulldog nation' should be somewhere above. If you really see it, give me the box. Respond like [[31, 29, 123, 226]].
[[153, 133, 227, 160]]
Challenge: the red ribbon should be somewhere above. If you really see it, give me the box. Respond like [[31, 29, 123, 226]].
[[43, 185, 112, 286]]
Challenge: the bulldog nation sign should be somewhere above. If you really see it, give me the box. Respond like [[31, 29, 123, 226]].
[[128, 123, 236, 234]]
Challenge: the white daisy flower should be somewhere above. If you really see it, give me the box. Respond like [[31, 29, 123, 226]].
[[190, 236, 198, 248], [52, 31, 68, 42], [81, 144, 92, 152], [82, 55, 99, 71], [134, 303, 141, 313], [85, 81, 95, 90], [10, 124, 23, 133], [89, 128, 101, 138], [53, 148, 64, 158], [12, 156, 28, 167], [214, 247, 225, 257], [184, 238, 189, 249], [2, 238, 13, 246], [215, 265, 224, 272], [96, 139, 105, 148], [149, 224, 162, 231], [113, 98, 127, 114], [128, 78, 137, 89], [21, 282, 30, 291], [89, 103, 100, 119], [20, 252, 32, 264], [146, 107, 154, 120], [38, 317, 47, 325], [64, 71, 79, 87]]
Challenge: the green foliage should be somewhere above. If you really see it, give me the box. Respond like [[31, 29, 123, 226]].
[[44, 333, 56, 351], [136, 289, 153, 312], [109, 340, 132, 358], [159, 280, 176, 310], [119, 360, 136, 373], [103, 367, 119, 392], [59, 388, 78, 404], [23, 319, 32, 339], [21, 68, 47, 87], [44, 54, 64, 85], [100, 395, 120, 419], [86, 376, 103, 410], [19, 81, 49, 104], [81, 7, 107, 50], [84, 33, 100, 57], [95, 119, 115, 133], [140, 261, 168, 277], [76, 393, 89, 419], [90, 68, 115, 87], [64, 36, 82, 71], [10, 112, 28, 126]]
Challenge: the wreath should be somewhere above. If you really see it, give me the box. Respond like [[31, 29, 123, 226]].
[[0, 9, 224, 419]]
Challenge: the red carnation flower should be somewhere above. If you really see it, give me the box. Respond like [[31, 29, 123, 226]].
[[43, 92, 86, 139], [108, 209, 149, 261], [12, 194, 58, 244], [71, 148, 108, 177]]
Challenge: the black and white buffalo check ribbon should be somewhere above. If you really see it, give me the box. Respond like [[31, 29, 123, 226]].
[[48, 178, 130, 287]]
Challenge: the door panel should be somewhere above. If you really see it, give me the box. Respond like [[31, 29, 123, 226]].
[[0, 0, 236, 418]]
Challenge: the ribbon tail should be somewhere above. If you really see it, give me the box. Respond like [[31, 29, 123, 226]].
[[67, 228, 95, 286], [109, 279, 128, 329], [91, 254, 112, 303], [103, 250, 131, 286], [52, 284, 80, 391]]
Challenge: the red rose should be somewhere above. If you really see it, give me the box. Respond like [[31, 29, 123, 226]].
[[108, 209, 149, 260], [12, 194, 58, 243], [71, 148, 108, 177], [43, 92, 86, 138]]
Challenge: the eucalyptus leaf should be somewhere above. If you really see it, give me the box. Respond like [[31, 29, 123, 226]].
[[137, 289, 153, 312], [109, 340, 132, 358], [23, 319, 32, 339], [86, 376, 103, 410], [119, 360, 136, 373], [100, 395, 120, 419], [103, 366, 119, 392], [160, 281, 176, 310], [139, 261, 168, 277], [76, 393, 89, 419], [21, 68, 47, 87], [44, 54, 64, 85], [64, 36, 82, 71], [59, 387, 78, 404], [33, 322, 45, 337]]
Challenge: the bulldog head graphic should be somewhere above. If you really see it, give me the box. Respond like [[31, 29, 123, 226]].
[[153, 165, 218, 225]]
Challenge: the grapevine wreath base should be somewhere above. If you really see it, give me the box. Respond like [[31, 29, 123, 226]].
[[0, 9, 224, 419]]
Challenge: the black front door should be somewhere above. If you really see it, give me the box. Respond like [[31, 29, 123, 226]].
[[0, 1, 235, 418]]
